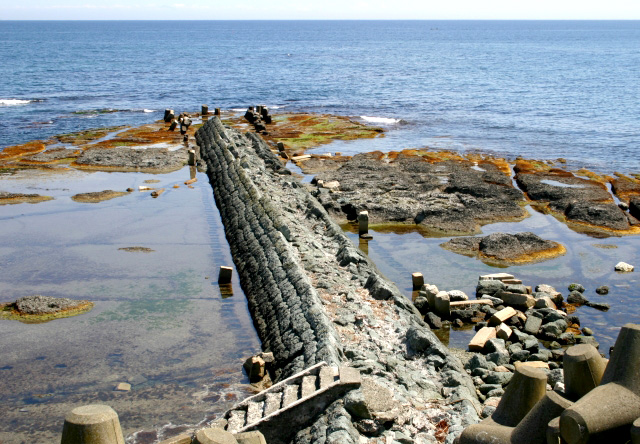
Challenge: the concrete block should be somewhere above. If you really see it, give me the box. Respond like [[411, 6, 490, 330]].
[[535, 296, 557, 310], [495, 290, 535, 310], [560, 323, 640, 444], [358, 211, 369, 236], [492, 364, 549, 427], [339, 366, 361, 385], [469, 327, 497, 352], [480, 273, 515, 281], [319, 366, 336, 388], [61, 404, 125, 444], [218, 266, 233, 284], [434, 291, 450, 318], [234, 431, 267, 444], [489, 307, 517, 326], [114, 382, 131, 392], [195, 427, 237, 444], [563, 344, 607, 401], [412, 272, 424, 290], [496, 323, 513, 341]]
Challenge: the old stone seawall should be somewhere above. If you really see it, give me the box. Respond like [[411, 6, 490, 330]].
[[196, 117, 480, 443]]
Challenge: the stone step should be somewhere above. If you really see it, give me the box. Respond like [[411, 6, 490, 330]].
[[221, 362, 361, 444], [282, 384, 299, 408], [263, 392, 282, 417], [246, 401, 264, 424], [301, 375, 317, 398]]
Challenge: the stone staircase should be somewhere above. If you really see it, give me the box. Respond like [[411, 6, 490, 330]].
[[224, 362, 361, 444]]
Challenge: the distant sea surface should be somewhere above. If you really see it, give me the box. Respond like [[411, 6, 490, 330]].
[[1, 20, 639, 172]]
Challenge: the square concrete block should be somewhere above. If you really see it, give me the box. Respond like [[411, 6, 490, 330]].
[[469, 327, 497, 352], [489, 307, 517, 326], [412, 272, 424, 290], [218, 266, 233, 284], [497, 323, 513, 341], [339, 366, 362, 385]]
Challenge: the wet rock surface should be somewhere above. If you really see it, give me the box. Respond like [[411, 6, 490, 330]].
[[309, 151, 526, 235], [514, 160, 639, 234], [71, 190, 129, 203], [0, 190, 53, 205], [74, 146, 188, 173], [1, 295, 93, 319], [196, 119, 479, 443], [441, 232, 565, 265]]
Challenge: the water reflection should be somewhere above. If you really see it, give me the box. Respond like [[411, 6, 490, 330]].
[[0, 167, 261, 443], [344, 205, 639, 355]]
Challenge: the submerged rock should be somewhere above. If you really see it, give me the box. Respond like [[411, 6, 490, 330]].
[[441, 232, 565, 265], [1, 295, 93, 322], [71, 190, 128, 203]]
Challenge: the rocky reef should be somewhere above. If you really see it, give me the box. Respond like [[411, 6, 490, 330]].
[[309, 150, 527, 235]]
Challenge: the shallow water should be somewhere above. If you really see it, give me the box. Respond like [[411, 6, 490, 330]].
[[345, 205, 640, 355], [0, 167, 261, 443]]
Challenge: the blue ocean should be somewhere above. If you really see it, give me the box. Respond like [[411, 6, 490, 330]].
[[1, 20, 639, 172]]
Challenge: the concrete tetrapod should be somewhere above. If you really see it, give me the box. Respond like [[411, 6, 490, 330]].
[[560, 323, 640, 444], [562, 344, 607, 401], [458, 365, 549, 443], [61, 404, 125, 444]]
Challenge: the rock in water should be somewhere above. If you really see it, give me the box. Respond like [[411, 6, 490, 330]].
[[442, 232, 565, 265], [615, 262, 634, 272], [13, 295, 90, 315]]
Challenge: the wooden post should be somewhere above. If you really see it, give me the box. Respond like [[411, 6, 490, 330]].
[[201, 104, 209, 116]]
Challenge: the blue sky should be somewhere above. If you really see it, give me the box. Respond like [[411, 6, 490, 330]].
[[2, 0, 640, 20]]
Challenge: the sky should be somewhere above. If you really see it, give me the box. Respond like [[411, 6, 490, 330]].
[[2, 0, 640, 20]]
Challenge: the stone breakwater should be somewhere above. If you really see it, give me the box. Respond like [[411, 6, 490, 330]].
[[196, 117, 480, 444]]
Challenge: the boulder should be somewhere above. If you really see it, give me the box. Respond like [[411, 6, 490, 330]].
[[615, 261, 634, 272]]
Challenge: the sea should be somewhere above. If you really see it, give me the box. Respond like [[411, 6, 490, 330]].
[[1, 20, 639, 173], [1, 20, 640, 443]]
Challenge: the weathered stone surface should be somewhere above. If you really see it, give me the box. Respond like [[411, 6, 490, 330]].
[[61, 404, 125, 444], [443, 232, 565, 265], [310, 151, 525, 234]]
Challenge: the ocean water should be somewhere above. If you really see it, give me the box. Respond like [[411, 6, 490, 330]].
[[1, 20, 639, 172]]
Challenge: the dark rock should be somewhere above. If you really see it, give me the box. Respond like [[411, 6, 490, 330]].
[[452, 319, 464, 328], [558, 333, 577, 345], [523, 316, 543, 335], [595, 285, 609, 295], [425, 312, 443, 329], [586, 302, 610, 311], [484, 371, 513, 386], [576, 335, 600, 349], [484, 338, 507, 355], [630, 196, 640, 220], [465, 354, 489, 371], [413, 296, 429, 315], [442, 232, 563, 265], [565, 201, 631, 231], [406, 326, 432, 353], [511, 350, 531, 362], [479, 384, 502, 395], [542, 319, 568, 339], [567, 291, 589, 305], [476, 279, 505, 297], [486, 351, 510, 366], [353, 419, 384, 436], [12, 295, 90, 315], [568, 283, 585, 293]]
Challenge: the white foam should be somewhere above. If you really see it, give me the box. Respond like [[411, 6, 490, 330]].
[[230, 108, 247, 112], [143, 109, 155, 113], [360, 116, 401, 124], [0, 99, 32, 106]]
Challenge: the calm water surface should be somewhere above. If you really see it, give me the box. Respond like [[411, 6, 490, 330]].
[[1, 20, 639, 172], [0, 167, 261, 443]]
